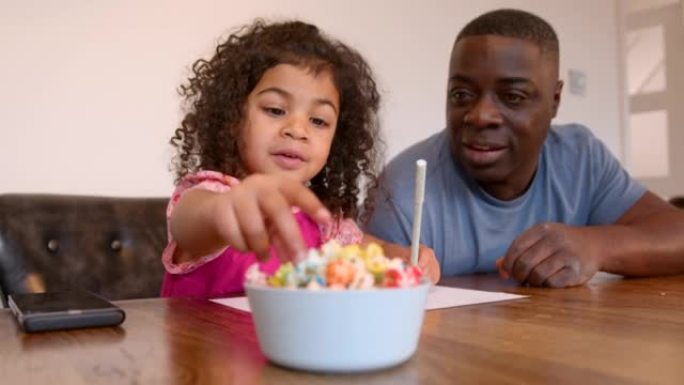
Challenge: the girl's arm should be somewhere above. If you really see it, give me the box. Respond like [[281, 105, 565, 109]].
[[170, 174, 331, 264], [169, 188, 232, 263]]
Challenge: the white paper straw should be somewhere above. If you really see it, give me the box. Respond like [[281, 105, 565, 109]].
[[410, 159, 427, 266]]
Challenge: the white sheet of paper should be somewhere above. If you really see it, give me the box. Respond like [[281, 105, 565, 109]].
[[213, 296, 251, 312], [424, 286, 525, 309], [211, 286, 525, 313]]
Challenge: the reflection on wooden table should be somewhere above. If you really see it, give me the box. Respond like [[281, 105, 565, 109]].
[[2, 273, 684, 384]]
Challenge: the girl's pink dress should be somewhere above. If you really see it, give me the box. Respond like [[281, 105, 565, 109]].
[[160, 171, 363, 298]]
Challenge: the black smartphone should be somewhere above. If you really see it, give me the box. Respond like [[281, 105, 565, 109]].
[[7, 291, 126, 333]]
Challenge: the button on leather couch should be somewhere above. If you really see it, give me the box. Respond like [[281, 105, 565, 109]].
[[0, 194, 167, 305]]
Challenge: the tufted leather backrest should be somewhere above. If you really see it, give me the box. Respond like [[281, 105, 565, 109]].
[[0, 194, 167, 305]]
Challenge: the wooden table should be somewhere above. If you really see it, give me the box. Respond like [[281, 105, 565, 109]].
[[2, 273, 684, 384]]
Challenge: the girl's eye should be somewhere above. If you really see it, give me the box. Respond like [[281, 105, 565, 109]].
[[264, 107, 285, 116], [310, 117, 329, 127]]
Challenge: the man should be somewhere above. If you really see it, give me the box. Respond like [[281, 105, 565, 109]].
[[366, 9, 684, 287]]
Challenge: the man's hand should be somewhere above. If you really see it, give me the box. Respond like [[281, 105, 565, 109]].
[[497, 223, 603, 288], [415, 245, 441, 284], [365, 235, 441, 283]]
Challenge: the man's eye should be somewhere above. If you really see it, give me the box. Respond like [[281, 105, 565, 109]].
[[449, 89, 474, 103], [503, 92, 526, 105], [264, 107, 285, 116]]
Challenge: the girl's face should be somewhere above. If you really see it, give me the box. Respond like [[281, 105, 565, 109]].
[[240, 63, 339, 183]]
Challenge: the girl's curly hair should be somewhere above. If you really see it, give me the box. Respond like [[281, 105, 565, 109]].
[[170, 19, 382, 221]]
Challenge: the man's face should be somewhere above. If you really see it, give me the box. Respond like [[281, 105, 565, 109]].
[[446, 35, 562, 199]]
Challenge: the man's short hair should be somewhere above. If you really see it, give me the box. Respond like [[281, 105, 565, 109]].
[[456, 9, 559, 57]]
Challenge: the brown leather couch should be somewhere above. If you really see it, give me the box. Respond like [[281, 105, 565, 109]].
[[670, 196, 684, 209], [0, 194, 168, 305]]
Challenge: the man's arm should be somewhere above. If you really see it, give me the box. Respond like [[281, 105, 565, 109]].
[[499, 192, 684, 287], [364, 184, 413, 246], [364, 182, 441, 283], [600, 191, 684, 276]]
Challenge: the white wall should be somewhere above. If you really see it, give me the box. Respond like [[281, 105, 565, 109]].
[[0, 0, 622, 197]]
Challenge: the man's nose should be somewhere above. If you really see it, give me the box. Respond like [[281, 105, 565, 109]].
[[465, 95, 504, 128]]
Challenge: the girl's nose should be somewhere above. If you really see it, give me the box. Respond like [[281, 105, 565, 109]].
[[281, 116, 309, 141]]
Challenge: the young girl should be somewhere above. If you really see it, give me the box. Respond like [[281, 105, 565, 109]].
[[161, 20, 439, 297]]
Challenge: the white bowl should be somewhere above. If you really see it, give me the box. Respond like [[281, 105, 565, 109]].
[[245, 281, 430, 373]]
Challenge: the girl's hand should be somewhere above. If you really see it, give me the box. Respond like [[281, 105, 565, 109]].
[[215, 174, 331, 261]]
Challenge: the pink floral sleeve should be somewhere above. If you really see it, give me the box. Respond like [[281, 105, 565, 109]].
[[320, 217, 364, 245], [161, 171, 240, 274], [162, 170, 364, 274]]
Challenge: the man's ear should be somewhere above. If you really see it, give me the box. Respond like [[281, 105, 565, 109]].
[[552, 80, 564, 118]]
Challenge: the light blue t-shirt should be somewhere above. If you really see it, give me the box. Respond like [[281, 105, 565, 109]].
[[365, 124, 646, 276]]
